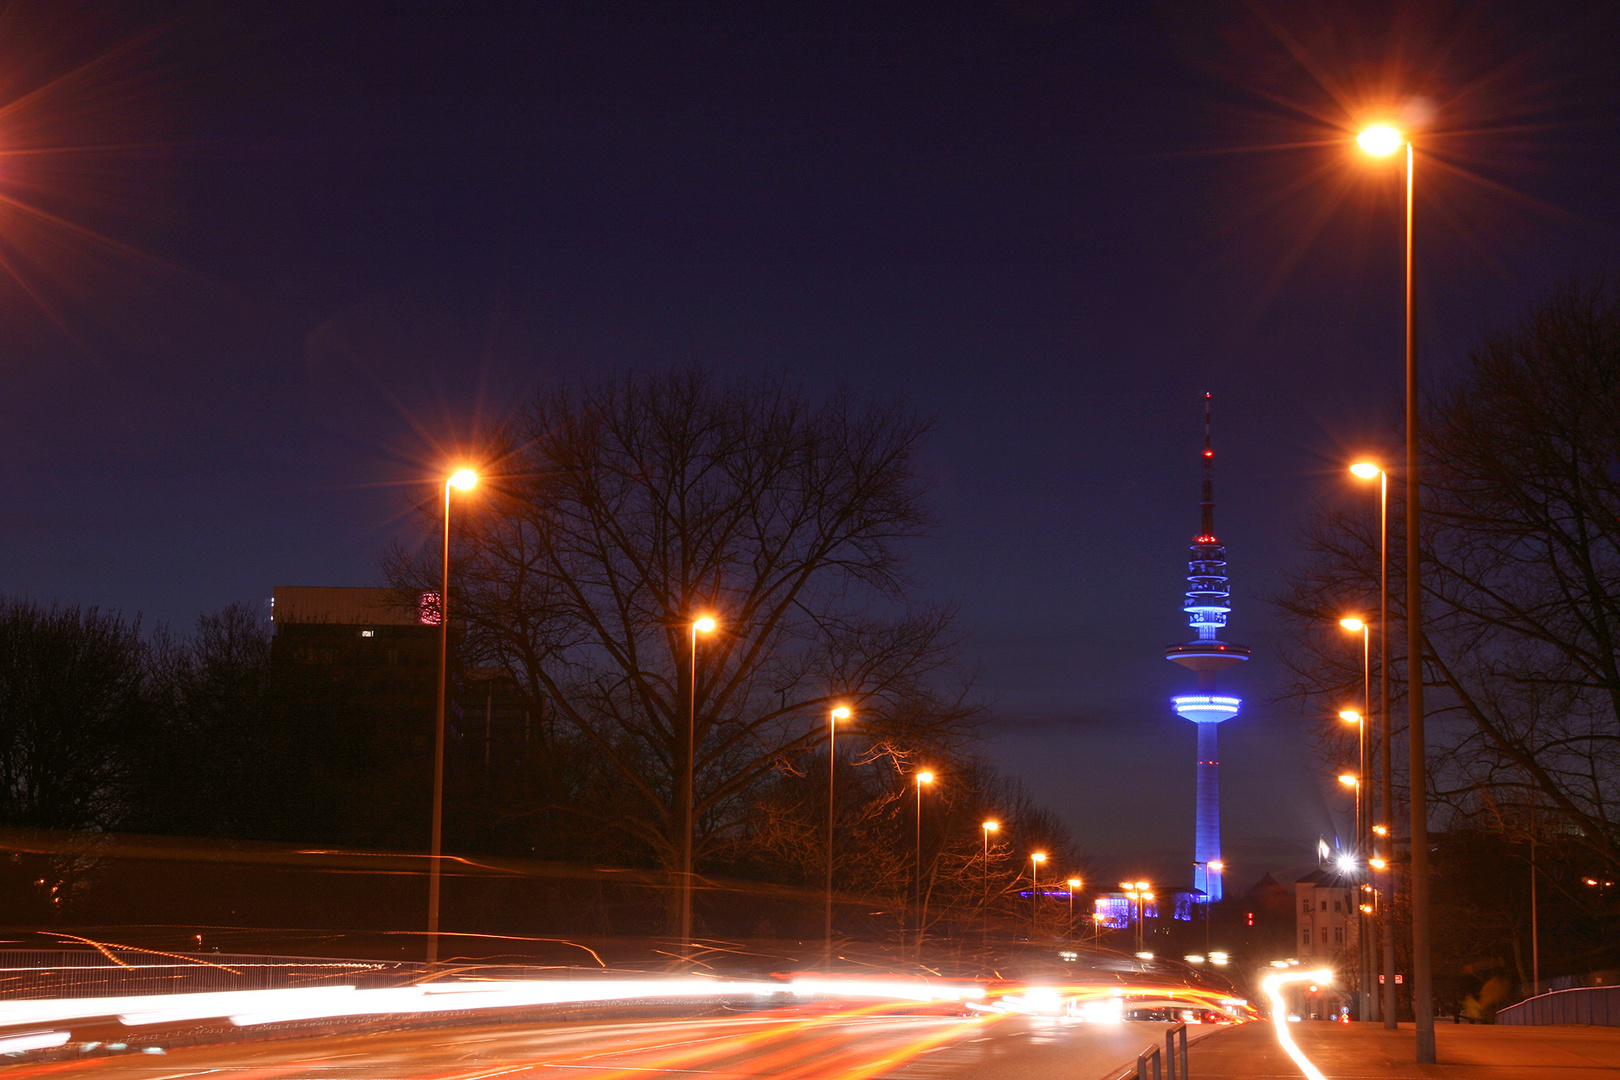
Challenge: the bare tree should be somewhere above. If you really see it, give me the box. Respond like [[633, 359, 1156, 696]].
[[1275, 274, 1620, 877], [391, 369, 977, 921], [0, 601, 148, 834]]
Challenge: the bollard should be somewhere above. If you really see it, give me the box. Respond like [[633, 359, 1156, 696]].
[[1136, 1042, 1162, 1080], [1165, 1022, 1188, 1080]]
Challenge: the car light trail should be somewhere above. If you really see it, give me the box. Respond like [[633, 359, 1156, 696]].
[[1260, 968, 1334, 1080], [0, 976, 985, 1034]]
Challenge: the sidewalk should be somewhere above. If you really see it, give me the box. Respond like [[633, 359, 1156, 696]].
[[1186, 1019, 1620, 1078]]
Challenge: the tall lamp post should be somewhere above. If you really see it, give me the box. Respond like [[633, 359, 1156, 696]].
[[427, 467, 477, 971], [681, 615, 717, 953], [1358, 121, 1433, 1061], [1029, 852, 1047, 938], [914, 771, 935, 948], [1352, 459, 1398, 1029], [825, 705, 852, 963], [1066, 878, 1083, 939]]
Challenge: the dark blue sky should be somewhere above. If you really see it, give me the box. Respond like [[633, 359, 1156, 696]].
[[2, 0, 1617, 887]]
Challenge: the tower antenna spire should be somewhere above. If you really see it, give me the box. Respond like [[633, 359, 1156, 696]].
[[1201, 392, 1215, 539]]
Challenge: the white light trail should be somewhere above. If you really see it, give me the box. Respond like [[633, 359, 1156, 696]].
[[1259, 969, 1334, 1080], [0, 976, 985, 1035]]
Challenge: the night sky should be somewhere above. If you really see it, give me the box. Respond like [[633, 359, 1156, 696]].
[[3, 0, 1618, 889]]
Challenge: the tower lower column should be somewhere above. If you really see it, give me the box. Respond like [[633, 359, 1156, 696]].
[[1195, 722, 1223, 902]]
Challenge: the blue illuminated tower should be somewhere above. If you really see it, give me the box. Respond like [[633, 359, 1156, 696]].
[[1165, 393, 1249, 904]]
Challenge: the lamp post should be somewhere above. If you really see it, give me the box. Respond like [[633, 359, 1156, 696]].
[[1066, 878, 1083, 940], [1122, 880, 1152, 955], [1193, 860, 1223, 955], [915, 771, 935, 948], [427, 467, 477, 971], [981, 820, 999, 945], [1339, 698, 1372, 1021], [682, 615, 717, 953], [825, 705, 852, 963], [1342, 612, 1375, 1021], [1352, 459, 1397, 1029], [1029, 852, 1047, 937], [1358, 121, 1433, 1061]]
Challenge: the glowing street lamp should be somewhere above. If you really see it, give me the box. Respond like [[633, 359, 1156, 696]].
[[1357, 121, 1434, 1061], [1066, 878, 1083, 939], [825, 705, 852, 959], [428, 467, 477, 970], [1338, 773, 1359, 788], [681, 615, 718, 952], [1340, 613, 1374, 1020], [981, 820, 999, 942], [1029, 852, 1047, 937], [914, 771, 936, 947], [1352, 458, 1395, 1029]]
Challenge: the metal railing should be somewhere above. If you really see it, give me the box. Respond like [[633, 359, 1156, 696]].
[[1498, 985, 1620, 1026], [1121, 1022, 1189, 1080]]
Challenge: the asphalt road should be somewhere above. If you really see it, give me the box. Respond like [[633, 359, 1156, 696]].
[[5, 1007, 1190, 1080]]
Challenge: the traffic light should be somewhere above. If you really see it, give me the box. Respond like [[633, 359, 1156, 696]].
[[1245, 911, 1254, 926]]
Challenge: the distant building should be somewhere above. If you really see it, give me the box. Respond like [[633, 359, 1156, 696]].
[[1295, 869, 1357, 959]]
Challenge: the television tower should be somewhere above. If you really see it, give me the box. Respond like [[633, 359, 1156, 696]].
[[1165, 393, 1249, 904]]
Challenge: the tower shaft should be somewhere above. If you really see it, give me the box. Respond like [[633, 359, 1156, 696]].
[[1196, 722, 1221, 900]]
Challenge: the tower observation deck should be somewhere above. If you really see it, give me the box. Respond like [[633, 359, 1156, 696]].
[[1165, 393, 1249, 903]]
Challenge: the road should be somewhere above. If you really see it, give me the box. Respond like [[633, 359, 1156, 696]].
[[1, 1007, 1191, 1080]]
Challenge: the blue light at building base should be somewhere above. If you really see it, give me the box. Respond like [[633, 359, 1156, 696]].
[[1165, 394, 1249, 904]]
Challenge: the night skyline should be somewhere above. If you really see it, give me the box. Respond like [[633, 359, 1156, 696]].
[[3, 0, 1619, 889]]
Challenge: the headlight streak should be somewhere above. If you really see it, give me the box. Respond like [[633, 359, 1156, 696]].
[[1260, 968, 1334, 1080], [0, 976, 984, 1034]]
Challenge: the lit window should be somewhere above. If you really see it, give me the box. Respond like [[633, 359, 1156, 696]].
[[361, 629, 375, 638]]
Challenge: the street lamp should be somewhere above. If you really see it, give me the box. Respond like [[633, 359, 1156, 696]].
[[1066, 878, 1083, 939], [915, 771, 935, 947], [1340, 614, 1374, 1021], [1352, 458, 1397, 1030], [825, 705, 852, 961], [1029, 852, 1047, 938], [1121, 880, 1153, 955], [682, 615, 717, 952], [1358, 120, 1434, 1062], [981, 820, 999, 943], [1193, 859, 1224, 954], [428, 467, 477, 970]]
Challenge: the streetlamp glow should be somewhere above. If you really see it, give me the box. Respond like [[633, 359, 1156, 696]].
[[1339, 709, 1362, 723], [681, 615, 720, 954], [1358, 125, 1403, 156], [1340, 617, 1366, 632], [1032, 852, 1047, 863], [428, 466, 481, 969], [1338, 773, 1359, 787], [917, 771, 934, 785], [982, 820, 999, 833], [825, 704, 853, 959], [1350, 461, 1382, 480]]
